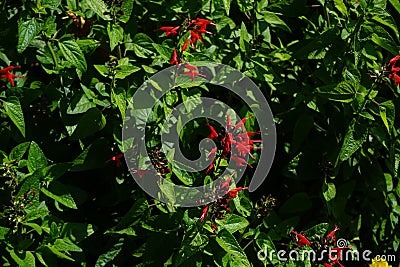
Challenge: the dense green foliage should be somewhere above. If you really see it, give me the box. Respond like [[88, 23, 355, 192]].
[[0, 0, 399, 266]]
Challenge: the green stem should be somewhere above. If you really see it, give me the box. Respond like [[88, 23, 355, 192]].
[[47, 41, 58, 68]]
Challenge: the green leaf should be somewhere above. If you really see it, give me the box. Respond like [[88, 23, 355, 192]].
[[41, 181, 78, 209], [371, 32, 398, 55], [67, 93, 96, 114], [334, 0, 348, 17], [71, 138, 110, 171], [118, 0, 134, 23], [94, 65, 110, 77], [236, 0, 253, 12], [4, 96, 25, 137], [239, 22, 250, 52], [216, 229, 250, 267], [59, 39, 87, 72], [0, 226, 10, 240], [131, 33, 155, 58], [371, 9, 399, 38], [9, 142, 30, 161], [95, 239, 124, 267], [107, 23, 124, 51], [304, 223, 330, 236], [339, 120, 368, 161], [152, 43, 172, 61], [43, 0, 61, 9], [8, 249, 35, 267], [388, 0, 400, 15], [28, 141, 47, 173], [114, 65, 140, 79], [42, 163, 71, 184], [77, 39, 100, 54], [111, 87, 127, 118], [70, 108, 106, 140], [222, 0, 232, 15], [215, 214, 249, 233], [323, 182, 336, 202], [53, 239, 83, 252], [379, 100, 395, 134], [263, 11, 291, 32], [86, 0, 112, 20], [17, 19, 41, 53], [175, 223, 208, 266]]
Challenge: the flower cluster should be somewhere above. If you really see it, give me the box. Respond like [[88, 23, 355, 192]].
[[388, 55, 400, 86], [199, 176, 248, 232], [205, 115, 261, 175], [0, 66, 23, 87], [291, 225, 346, 267], [158, 17, 215, 65]]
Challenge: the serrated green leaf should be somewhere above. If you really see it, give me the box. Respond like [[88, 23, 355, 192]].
[[379, 100, 395, 134], [9, 142, 30, 161], [263, 11, 291, 33], [8, 249, 35, 267], [41, 181, 77, 209], [339, 120, 367, 161], [115, 65, 140, 79], [18, 19, 41, 53], [59, 39, 87, 71], [28, 141, 47, 173], [4, 96, 25, 137], [95, 239, 124, 267], [107, 23, 124, 51], [216, 229, 250, 267], [86, 0, 111, 20]]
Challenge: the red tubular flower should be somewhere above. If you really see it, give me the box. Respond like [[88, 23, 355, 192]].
[[106, 153, 124, 168], [206, 122, 218, 139], [291, 231, 311, 247], [170, 48, 179, 65], [226, 115, 232, 130], [231, 155, 253, 168], [159, 26, 180, 37], [389, 55, 400, 66], [182, 63, 206, 81], [323, 264, 334, 267], [0, 65, 23, 87], [388, 55, 400, 86], [207, 147, 218, 159], [131, 169, 151, 179], [223, 133, 233, 154], [182, 38, 190, 51], [326, 225, 340, 241], [227, 187, 248, 198], [190, 30, 203, 47], [199, 205, 209, 221], [205, 159, 215, 174], [220, 175, 232, 192], [211, 223, 218, 232]]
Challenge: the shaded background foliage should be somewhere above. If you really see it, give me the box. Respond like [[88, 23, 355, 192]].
[[0, 0, 399, 266]]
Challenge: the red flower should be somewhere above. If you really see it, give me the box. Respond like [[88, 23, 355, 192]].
[[170, 48, 179, 65], [388, 55, 400, 86], [159, 26, 180, 37], [182, 63, 206, 81], [227, 187, 248, 198], [199, 205, 209, 221], [206, 122, 218, 139], [106, 153, 124, 168], [0, 65, 23, 87], [323, 264, 334, 267], [131, 169, 151, 179], [390, 73, 400, 86], [211, 222, 218, 232], [231, 155, 253, 168], [205, 159, 215, 174], [389, 55, 400, 66], [220, 175, 232, 192], [291, 231, 311, 247], [326, 225, 340, 241], [207, 147, 218, 159], [182, 38, 190, 51]]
